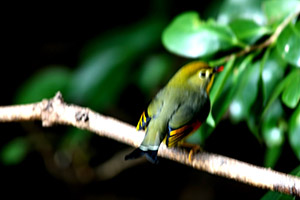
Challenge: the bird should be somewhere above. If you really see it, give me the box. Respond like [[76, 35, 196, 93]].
[[125, 61, 224, 163]]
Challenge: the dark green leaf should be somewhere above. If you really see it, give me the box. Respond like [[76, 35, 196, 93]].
[[207, 57, 235, 127], [262, 49, 287, 106], [195, 58, 238, 141], [292, 165, 300, 176], [282, 70, 300, 108], [263, 0, 300, 25], [229, 19, 271, 44], [264, 145, 282, 168], [262, 70, 298, 118], [229, 61, 260, 122], [296, 21, 300, 31], [261, 190, 295, 200], [14, 67, 71, 104], [218, 0, 265, 25], [1, 137, 30, 165], [262, 99, 285, 167], [245, 48, 272, 139], [210, 57, 236, 105], [276, 22, 300, 67], [263, 98, 284, 126], [162, 12, 239, 58], [288, 104, 300, 160], [262, 108, 285, 148]]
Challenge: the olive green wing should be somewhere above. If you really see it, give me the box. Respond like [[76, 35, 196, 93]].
[[166, 98, 210, 147], [165, 104, 196, 147], [166, 121, 202, 147], [136, 91, 164, 131]]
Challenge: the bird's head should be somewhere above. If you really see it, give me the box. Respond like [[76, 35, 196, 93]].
[[172, 61, 223, 94]]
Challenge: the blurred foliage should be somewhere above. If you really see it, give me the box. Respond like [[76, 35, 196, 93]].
[[4, 17, 170, 168], [1, 0, 300, 198], [15, 67, 71, 104], [162, 12, 242, 58], [1, 137, 30, 165], [163, 1, 300, 172], [66, 19, 166, 110]]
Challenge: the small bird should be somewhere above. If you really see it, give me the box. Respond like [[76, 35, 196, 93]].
[[125, 61, 223, 163]]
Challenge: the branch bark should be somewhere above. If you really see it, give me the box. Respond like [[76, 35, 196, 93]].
[[0, 92, 299, 197]]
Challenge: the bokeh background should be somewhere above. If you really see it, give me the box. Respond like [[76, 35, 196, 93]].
[[0, 0, 299, 199]]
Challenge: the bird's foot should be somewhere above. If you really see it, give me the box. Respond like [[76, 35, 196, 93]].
[[179, 142, 203, 161]]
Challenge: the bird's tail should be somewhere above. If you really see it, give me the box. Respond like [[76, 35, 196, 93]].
[[125, 148, 158, 164]]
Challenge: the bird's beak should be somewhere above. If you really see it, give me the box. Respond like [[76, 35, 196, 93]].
[[213, 66, 224, 73]]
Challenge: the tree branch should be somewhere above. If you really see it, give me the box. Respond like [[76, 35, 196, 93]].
[[0, 92, 299, 196]]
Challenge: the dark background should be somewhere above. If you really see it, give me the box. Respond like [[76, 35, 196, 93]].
[[0, 1, 298, 199]]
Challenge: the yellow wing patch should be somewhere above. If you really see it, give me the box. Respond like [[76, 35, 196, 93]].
[[136, 111, 151, 131], [165, 121, 201, 147]]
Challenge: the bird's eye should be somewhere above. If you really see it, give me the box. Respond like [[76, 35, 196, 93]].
[[199, 72, 206, 78]]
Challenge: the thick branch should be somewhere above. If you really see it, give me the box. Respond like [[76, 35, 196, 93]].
[[0, 92, 299, 196]]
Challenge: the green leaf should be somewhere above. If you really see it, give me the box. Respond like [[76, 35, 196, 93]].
[[262, 99, 285, 167], [210, 57, 236, 105], [246, 48, 272, 139], [262, 49, 287, 106], [206, 113, 216, 128], [262, 114, 285, 148], [264, 145, 282, 168], [282, 70, 300, 108], [229, 19, 271, 44], [196, 58, 237, 142], [276, 22, 300, 67], [162, 11, 239, 58], [262, 69, 298, 118], [296, 21, 300, 31], [14, 67, 71, 104], [292, 165, 300, 176], [218, 0, 266, 25], [230, 61, 260, 122], [261, 189, 295, 200], [207, 57, 235, 127], [288, 104, 300, 160], [263, 0, 300, 25], [1, 137, 30, 165]]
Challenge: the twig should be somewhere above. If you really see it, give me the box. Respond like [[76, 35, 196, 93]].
[[210, 8, 300, 66], [0, 92, 299, 196]]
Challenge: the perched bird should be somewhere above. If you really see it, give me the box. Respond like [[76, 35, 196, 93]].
[[125, 61, 223, 163]]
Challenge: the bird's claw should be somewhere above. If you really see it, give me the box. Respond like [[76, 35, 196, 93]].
[[179, 142, 202, 161]]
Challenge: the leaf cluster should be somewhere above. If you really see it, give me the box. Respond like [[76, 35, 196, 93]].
[[162, 1, 300, 198], [163, 0, 300, 167]]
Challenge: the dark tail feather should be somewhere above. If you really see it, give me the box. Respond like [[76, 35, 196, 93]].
[[145, 150, 158, 164], [125, 148, 145, 160], [125, 148, 158, 164]]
